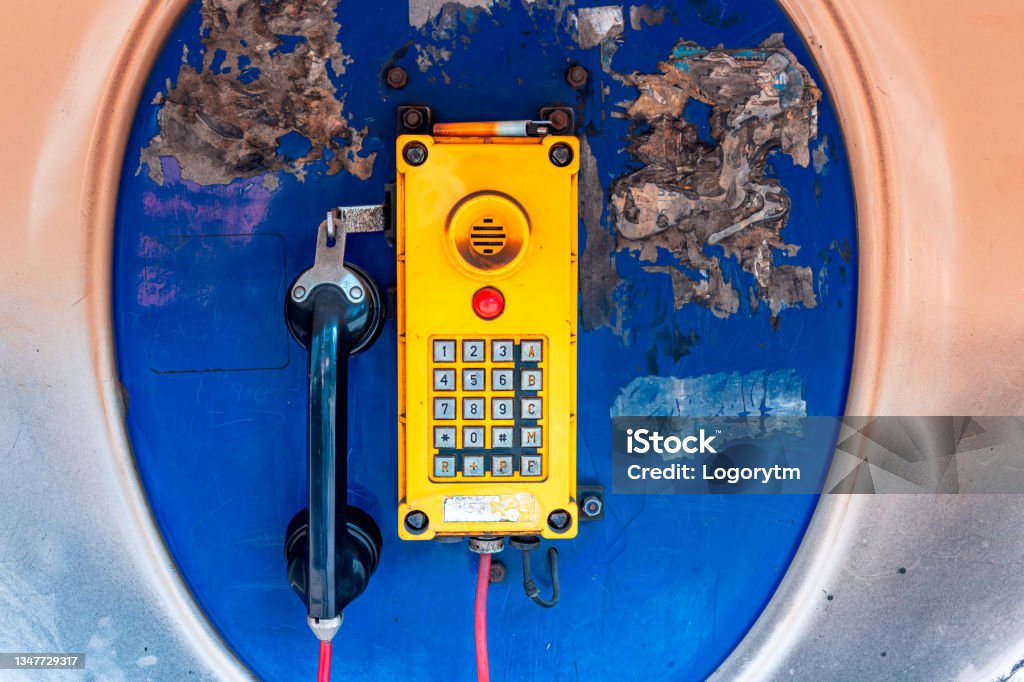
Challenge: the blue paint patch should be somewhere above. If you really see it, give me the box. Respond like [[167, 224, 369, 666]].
[[209, 48, 229, 74], [236, 55, 260, 84], [683, 98, 715, 145], [271, 34, 307, 55], [276, 130, 313, 160], [143, 234, 290, 373]]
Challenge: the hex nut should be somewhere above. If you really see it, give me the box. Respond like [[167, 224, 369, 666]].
[[566, 65, 589, 88], [403, 142, 428, 166], [386, 66, 408, 89]]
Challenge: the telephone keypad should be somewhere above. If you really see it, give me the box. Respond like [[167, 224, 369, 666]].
[[428, 337, 546, 481]]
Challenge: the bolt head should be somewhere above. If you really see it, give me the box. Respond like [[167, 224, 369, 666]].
[[404, 510, 428, 533], [549, 143, 574, 167], [292, 285, 306, 300], [402, 109, 424, 130], [548, 109, 570, 132], [566, 65, 589, 88], [348, 285, 364, 302], [386, 66, 408, 89], [403, 142, 428, 166], [582, 495, 603, 518], [547, 509, 572, 532]]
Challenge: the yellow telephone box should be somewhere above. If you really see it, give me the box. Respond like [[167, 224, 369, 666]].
[[396, 133, 579, 540]]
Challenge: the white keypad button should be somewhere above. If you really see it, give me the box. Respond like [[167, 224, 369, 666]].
[[491, 426, 514, 448], [520, 369, 543, 392], [492, 369, 514, 391], [462, 340, 485, 363], [433, 369, 455, 391], [520, 340, 543, 362], [433, 398, 456, 420], [520, 397, 542, 420], [492, 340, 514, 362], [463, 397, 485, 420], [434, 426, 456, 448], [520, 455, 542, 476], [491, 398, 514, 421], [433, 339, 456, 362], [491, 455, 513, 477], [520, 426, 542, 448], [463, 455, 485, 477], [462, 368, 485, 391], [463, 426, 484, 448], [434, 455, 456, 477]]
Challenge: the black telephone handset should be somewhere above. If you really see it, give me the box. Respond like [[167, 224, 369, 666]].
[[283, 208, 386, 642]]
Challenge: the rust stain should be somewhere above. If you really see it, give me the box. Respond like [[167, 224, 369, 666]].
[[597, 34, 822, 323], [141, 0, 375, 186]]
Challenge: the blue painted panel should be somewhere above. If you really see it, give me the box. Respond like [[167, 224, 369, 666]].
[[112, 1, 858, 680]]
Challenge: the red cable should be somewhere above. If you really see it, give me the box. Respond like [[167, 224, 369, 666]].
[[475, 553, 491, 682], [317, 640, 332, 682]]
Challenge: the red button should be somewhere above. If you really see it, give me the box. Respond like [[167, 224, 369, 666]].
[[472, 287, 504, 320]]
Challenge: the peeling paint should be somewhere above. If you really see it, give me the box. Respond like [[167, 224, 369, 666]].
[[141, 0, 375, 187], [629, 5, 668, 30], [813, 134, 831, 175], [409, 0, 494, 30], [573, 5, 624, 71], [611, 369, 807, 417], [587, 34, 821, 324], [575, 5, 624, 49]]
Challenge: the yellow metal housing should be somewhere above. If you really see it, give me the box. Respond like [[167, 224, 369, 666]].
[[396, 134, 579, 540]]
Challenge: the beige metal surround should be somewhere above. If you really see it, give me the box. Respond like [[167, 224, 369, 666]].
[[1, 0, 1023, 679]]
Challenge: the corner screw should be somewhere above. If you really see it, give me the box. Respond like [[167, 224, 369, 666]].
[[549, 143, 574, 168], [566, 64, 589, 88], [292, 285, 306, 300], [403, 141, 428, 166], [386, 66, 408, 89], [548, 109, 570, 133], [402, 108, 424, 130], [581, 495, 603, 518], [404, 510, 428, 534], [547, 509, 572, 533], [488, 559, 506, 583]]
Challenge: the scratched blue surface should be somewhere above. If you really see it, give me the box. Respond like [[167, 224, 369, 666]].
[[112, 1, 857, 680]]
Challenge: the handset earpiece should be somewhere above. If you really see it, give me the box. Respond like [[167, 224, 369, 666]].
[[283, 209, 386, 641]]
